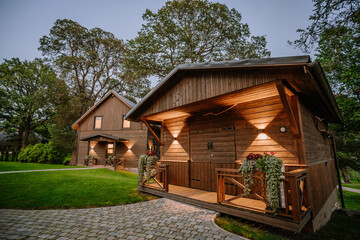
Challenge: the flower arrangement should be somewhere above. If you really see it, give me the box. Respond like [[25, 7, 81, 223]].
[[239, 152, 282, 211], [138, 150, 158, 185]]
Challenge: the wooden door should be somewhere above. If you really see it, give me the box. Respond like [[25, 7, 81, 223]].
[[190, 117, 236, 191]]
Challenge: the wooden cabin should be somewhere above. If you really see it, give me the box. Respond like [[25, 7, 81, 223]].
[[72, 91, 157, 168], [126, 56, 343, 232]]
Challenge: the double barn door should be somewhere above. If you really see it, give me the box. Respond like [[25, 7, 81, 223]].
[[190, 118, 236, 191]]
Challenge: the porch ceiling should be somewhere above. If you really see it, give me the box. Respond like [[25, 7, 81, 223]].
[[143, 81, 282, 122], [80, 133, 129, 142]]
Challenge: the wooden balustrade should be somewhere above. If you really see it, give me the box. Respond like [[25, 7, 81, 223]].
[[283, 169, 310, 222], [216, 168, 310, 222], [142, 164, 169, 192]]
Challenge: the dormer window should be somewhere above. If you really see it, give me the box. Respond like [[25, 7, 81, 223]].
[[122, 115, 130, 128], [94, 116, 102, 129]]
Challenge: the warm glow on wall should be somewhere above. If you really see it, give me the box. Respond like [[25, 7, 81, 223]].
[[246, 110, 282, 130], [258, 133, 269, 140]]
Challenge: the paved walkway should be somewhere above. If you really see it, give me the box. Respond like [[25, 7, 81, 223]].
[[342, 186, 360, 194], [0, 198, 244, 240]]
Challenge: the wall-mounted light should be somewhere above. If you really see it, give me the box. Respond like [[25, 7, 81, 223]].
[[280, 126, 286, 133], [128, 147, 132, 151], [257, 129, 264, 134]]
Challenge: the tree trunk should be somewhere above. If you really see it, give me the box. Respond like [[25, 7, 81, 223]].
[[22, 117, 32, 149], [22, 129, 30, 149], [341, 168, 351, 183]]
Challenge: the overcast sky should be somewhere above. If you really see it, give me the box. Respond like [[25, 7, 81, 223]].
[[0, 0, 315, 69]]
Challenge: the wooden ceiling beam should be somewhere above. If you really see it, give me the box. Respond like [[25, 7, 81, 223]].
[[142, 118, 164, 146], [276, 79, 301, 138]]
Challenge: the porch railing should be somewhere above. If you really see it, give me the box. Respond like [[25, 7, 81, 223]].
[[142, 164, 169, 192], [216, 168, 310, 222], [283, 169, 310, 222]]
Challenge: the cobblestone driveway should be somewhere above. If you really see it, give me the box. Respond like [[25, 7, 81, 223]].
[[0, 198, 244, 240]]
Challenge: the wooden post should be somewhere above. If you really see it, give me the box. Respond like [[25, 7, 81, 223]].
[[185, 160, 190, 187], [164, 164, 169, 192], [284, 169, 308, 223]]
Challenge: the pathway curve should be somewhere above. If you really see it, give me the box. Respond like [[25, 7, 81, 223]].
[[0, 198, 244, 240]]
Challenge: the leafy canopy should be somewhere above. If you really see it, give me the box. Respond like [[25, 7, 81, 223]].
[[126, 0, 271, 79], [39, 19, 150, 112], [0, 58, 59, 148]]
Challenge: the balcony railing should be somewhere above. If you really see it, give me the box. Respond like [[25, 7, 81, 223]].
[[216, 168, 310, 222]]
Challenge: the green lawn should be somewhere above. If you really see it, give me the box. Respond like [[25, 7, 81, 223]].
[[343, 190, 360, 211], [0, 161, 83, 171], [216, 210, 360, 240], [0, 168, 155, 209]]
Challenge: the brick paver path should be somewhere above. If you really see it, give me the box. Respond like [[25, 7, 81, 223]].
[[0, 198, 244, 240]]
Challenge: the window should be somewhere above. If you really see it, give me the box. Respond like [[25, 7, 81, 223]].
[[94, 116, 102, 129], [122, 115, 130, 128], [107, 143, 114, 155]]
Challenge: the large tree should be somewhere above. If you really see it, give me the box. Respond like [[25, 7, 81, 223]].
[[0, 58, 59, 149], [290, 0, 360, 181], [126, 0, 271, 80], [39, 19, 150, 113]]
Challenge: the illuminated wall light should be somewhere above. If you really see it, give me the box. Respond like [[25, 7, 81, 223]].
[[258, 133, 268, 140]]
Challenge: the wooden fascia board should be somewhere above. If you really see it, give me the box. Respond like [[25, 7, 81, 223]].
[[303, 66, 338, 121], [142, 118, 164, 146], [276, 79, 301, 138]]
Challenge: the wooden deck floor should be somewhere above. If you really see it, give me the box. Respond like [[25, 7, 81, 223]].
[[149, 183, 267, 212], [141, 183, 311, 232]]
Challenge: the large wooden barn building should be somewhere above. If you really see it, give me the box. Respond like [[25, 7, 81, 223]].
[[72, 91, 159, 168], [126, 56, 343, 232]]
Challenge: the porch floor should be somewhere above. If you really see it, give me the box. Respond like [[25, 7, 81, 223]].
[[140, 183, 311, 232], [148, 183, 267, 212]]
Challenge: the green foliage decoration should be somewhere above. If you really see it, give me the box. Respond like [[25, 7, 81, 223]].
[[138, 151, 158, 185], [239, 152, 283, 211], [138, 155, 147, 184], [262, 153, 283, 211], [239, 159, 257, 195]]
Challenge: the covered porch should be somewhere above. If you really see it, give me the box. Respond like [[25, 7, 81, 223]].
[[138, 164, 311, 232], [80, 133, 129, 167]]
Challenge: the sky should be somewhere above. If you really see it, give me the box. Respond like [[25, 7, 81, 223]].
[[0, 0, 315, 84]]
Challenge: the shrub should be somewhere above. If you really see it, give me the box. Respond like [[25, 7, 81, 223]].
[[17, 143, 65, 164]]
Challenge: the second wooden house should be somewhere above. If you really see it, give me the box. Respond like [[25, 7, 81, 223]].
[[72, 91, 160, 168]]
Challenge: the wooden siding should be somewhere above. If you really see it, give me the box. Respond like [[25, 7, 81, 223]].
[[143, 68, 306, 118], [76, 96, 147, 166], [234, 96, 297, 164], [300, 102, 338, 228], [160, 96, 299, 191]]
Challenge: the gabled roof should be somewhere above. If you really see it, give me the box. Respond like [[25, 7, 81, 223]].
[[72, 90, 135, 130], [80, 133, 128, 142], [125, 55, 343, 124]]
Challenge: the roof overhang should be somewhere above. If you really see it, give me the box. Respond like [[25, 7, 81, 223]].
[[72, 90, 135, 130], [126, 56, 343, 125], [80, 133, 129, 142]]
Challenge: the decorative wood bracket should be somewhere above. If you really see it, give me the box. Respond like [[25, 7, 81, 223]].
[[142, 118, 164, 146], [276, 79, 301, 138]]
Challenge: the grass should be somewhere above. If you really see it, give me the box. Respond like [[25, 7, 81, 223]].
[[216, 210, 360, 240], [342, 190, 360, 210], [0, 168, 155, 209], [0, 161, 83, 171]]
